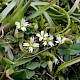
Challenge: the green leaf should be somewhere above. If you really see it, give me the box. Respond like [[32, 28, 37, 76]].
[[70, 43, 80, 55], [43, 11, 55, 27], [14, 57, 34, 67], [9, 0, 32, 26], [4, 45, 14, 60], [11, 69, 26, 80], [68, 0, 79, 14], [6, 67, 14, 75], [58, 75, 65, 80], [27, 62, 40, 70], [6, 67, 14, 80], [26, 0, 57, 20], [0, 0, 16, 22], [58, 44, 69, 55], [0, 40, 8, 46], [41, 62, 47, 68], [26, 69, 35, 79], [76, 37, 80, 43], [55, 57, 80, 76], [2, 57, 14, 65], [6, 35, 18, 42]]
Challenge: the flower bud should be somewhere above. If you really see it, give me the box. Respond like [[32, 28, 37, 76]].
[[48, 60, 53, 72]]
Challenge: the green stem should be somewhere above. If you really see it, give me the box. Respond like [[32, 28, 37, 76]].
[[53, 5, 70, 34], [70, 16, 80, 23], [15, 51, 28, 61]]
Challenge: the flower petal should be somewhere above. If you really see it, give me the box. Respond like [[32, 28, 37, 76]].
[[36, 33, 41, 37], [55, 41, 59, 43], [41, 31, 44, 36], [21, 27, 26, 31], [15, 22, 20, 26], [23, 22, 30, 26], [30, 37, 34, 43], [62, 37, 66, 43], [44, 33, 48, 37], [43, 41, 47, 46], [57, 36, 61, 42], [23, 43, 29, 46], [39, 37, 43, 41], [21, 18, 25, 24], [16, 26, 20, 29], [29, 47, 33, 53], [33, 43, 39, 47], [48, 41, 54, 47], [49, 35, 53, 40]]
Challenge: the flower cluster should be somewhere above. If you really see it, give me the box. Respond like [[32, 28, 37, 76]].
[[15, 18, 72, 53], [23, 31, 54, 53]]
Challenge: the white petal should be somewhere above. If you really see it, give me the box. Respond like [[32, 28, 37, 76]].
[[36, 33, 41, 37], [30, 37, 34, 43], [33, 43, 39, 47], [43, 41, 47, 46], [16, 26, 20, 29], [57, 36, 61, 42], [29, 47, 33, 53], [39, 37, 43, 41], [62, 38, 66, 43], [55, 41, 59, 43], [23, 22, 30, 26], [41, 31, 44, 36], [23, 43, 29, 46], [21, 27, 26, 31], [21, 18, 25, 24], [48, 41, 54, 47], [44, 33, 48, 37], [15, 22, 20, 26], [49, 35, 53, 40]]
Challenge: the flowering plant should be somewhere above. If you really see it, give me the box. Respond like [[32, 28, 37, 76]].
[[0, 0, 80, 80]]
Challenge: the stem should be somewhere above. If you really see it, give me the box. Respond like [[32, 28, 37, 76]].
[[26, 46, 52, 58], [53, 5, 70, 34]]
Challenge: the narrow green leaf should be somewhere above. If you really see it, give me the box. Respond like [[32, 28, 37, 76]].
[[9, 0, 32, 26], [26, 0, 57, 20], [2, 0, 24, 25], [68, 0, 80, 14], [0, 0, 16, 22], [2, 57, 14, 65], [55, 57, 80, 76], [43, 11, 55, 27]]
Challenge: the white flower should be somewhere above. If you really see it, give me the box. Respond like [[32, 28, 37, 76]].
[[23, 37, 39, 53], [15, 18, 30, 31], [43, 35, 54, 47], [55, 36, 66, 44], [36, 31, 48, 41]]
